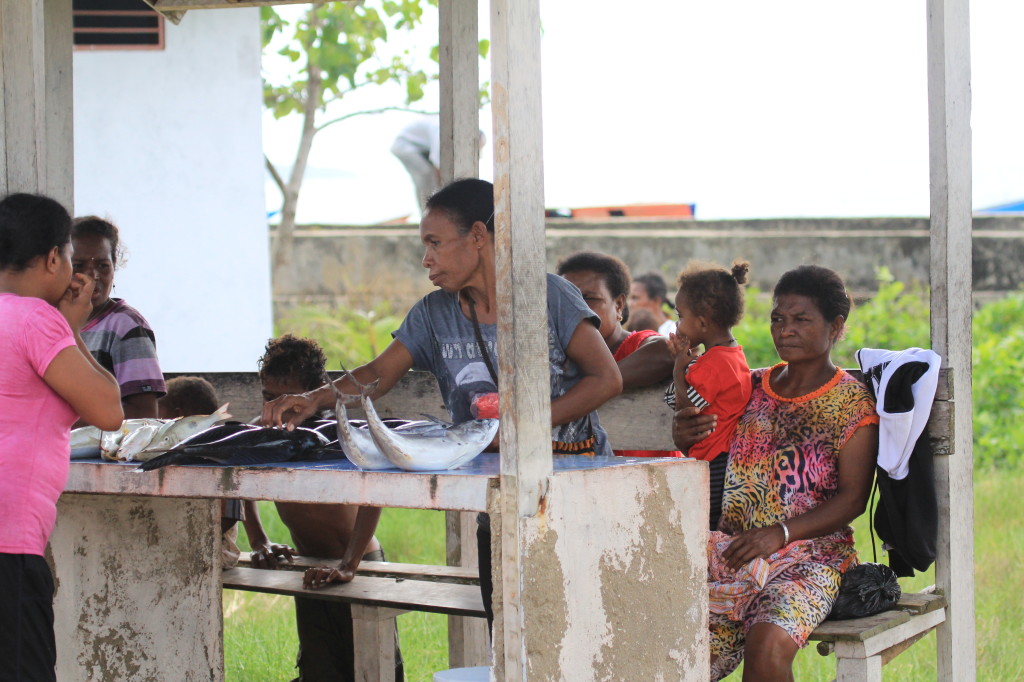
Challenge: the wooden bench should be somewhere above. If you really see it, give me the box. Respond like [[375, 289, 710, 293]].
[[810, 590, 947, 681], [236, 551, 481, 585], [189, 367, 953, 680], [224, 557, 486, 681]]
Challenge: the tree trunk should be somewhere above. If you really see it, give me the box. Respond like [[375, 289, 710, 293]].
[[271, 5, 325, 287]]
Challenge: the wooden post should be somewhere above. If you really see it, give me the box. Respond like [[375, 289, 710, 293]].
[[444, 511, 489, 667], [0, 0, 74, 207], [926, 0, 976, 679], [350, 605, 404, 682], [490, 0, 552, 677], [439, 0, 480, 182], [439, 0, 490, 668]]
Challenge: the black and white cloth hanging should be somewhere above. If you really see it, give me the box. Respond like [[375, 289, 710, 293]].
[[857, 347, 942, 577], [856, 347, 942, 480]]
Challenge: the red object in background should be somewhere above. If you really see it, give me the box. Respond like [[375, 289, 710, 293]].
[[471, 392, 500, 419], [545, 203, 696, 219]]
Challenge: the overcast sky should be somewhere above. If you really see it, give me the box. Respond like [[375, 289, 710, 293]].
[[262, 0, 1023, 224]]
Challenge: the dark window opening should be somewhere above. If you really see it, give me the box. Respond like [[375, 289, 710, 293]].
[[74, 0, 164, 50]]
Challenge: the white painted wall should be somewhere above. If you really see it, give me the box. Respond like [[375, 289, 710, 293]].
[[73, 8, 271, 372]]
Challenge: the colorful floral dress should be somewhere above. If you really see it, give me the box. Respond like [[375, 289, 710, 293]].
[[708, 364, 878, 681]]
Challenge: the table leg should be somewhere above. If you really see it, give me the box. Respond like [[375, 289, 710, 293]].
[[49, 494, 222, 682]]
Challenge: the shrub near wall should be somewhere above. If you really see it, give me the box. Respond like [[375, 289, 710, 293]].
[[972, 292, 1024, 468]]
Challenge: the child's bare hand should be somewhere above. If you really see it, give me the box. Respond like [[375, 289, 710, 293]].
[[250, 541, 295, 569], [303, 565, 354, 589], [666, 332, 693, 359]]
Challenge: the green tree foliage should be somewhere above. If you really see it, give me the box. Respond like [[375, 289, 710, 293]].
[[262, 1, 437, 282], [275, 302, 405, 371]]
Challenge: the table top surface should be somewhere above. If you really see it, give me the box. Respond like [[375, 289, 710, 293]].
[[66, 453, 693, 511]]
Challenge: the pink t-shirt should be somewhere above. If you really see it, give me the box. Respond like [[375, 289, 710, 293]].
[[0, 293, 78, 556]]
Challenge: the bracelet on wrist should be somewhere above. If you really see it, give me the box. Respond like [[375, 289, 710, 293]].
[[778, 520, 790, 546]]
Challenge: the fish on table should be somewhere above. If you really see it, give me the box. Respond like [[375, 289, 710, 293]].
[[143, 403, 232, 454], [101, 418, 168, 461], [70, 406, 233, 462], [330, 382, 394, 471], [360, 383, 498, 472], [70, 418, 166, 461], [115, 423, 164, 462], [138, 425, 333, 471], [70, 425, 103, 459]]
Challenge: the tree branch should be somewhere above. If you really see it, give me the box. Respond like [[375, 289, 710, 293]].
[[265, 155, 286, 196], [316, 106, 439, 133]]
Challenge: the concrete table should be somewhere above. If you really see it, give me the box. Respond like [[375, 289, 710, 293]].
[[52, 454, 708, 681]]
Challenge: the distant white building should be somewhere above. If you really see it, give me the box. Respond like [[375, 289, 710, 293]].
[[73, 3, 271, 372]]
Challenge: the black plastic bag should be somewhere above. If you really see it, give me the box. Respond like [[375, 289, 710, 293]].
[[826, 563, 901, 621]]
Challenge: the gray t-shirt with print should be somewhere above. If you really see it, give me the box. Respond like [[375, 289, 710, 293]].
[[393, 273, 611, 456]]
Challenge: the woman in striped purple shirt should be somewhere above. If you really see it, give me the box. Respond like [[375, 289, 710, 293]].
[[72, 217, 166, 418]]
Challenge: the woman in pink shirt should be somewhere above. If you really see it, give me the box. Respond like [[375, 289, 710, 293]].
[[0, 193, 123, 682]]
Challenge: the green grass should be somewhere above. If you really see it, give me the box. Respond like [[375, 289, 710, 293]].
[[226, 469, 1021, 681]]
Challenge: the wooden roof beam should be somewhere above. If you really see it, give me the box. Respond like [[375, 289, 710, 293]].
[[141, 0, 358, 26]]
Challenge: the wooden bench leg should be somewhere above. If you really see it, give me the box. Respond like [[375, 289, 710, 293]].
[[834, 642, 883, 682], [350, 605, 405, 682], [447, 510, 490, 668]]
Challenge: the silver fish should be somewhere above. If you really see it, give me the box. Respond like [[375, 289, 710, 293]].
[[71, 426, 103, 458], [142, 404, 232, 454], [116, 423, 163, 462], [100, 427, 127, 460], [70, 426, 102, 450], [360, 386, 498, 471], [98, 418, 168, 461], [331, 384, 393, 470]]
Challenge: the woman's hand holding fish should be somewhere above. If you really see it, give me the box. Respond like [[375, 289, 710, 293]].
[[58, 273, 95, 331], [261, 392, 321, 431], [249, 540, 296, 569], [303, 565, 354, 590]]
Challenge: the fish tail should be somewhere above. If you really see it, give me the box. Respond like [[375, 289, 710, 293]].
[[214, 403, 233, 422], [360, 378, 380, 398], [336, 369, 380, 398]]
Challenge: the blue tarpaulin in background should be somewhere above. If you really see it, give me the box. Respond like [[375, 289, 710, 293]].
[[977, 199, 1024, 214]]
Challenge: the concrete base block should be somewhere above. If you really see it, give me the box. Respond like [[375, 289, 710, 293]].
[[50, 494, 222, 682]]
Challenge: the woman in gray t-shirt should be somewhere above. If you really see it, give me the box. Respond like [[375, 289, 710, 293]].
[[262, 179, 623, 600], [263, 177, 621, 454]]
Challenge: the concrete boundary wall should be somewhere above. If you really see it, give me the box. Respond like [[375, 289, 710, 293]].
[[272, 216, 1023, 313]]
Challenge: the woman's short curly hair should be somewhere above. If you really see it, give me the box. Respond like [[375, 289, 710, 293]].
[[556, 251, 632, 300], [426, 178, 494, 235], [258, 334, 328, 392], [556, 251, 633, 324], [773, 265, 852, 323], [676, 259, 750, 328], [72, 216, 126, 268]]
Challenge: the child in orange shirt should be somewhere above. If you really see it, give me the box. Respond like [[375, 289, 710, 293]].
[[665, 260, 753, 531]]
